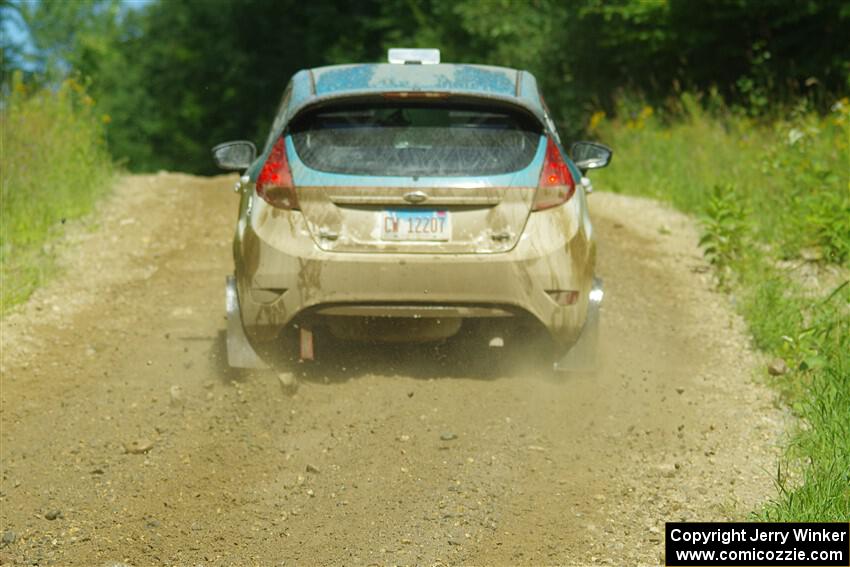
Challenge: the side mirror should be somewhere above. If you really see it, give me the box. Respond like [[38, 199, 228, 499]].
[[570, 141, 613, 172], [212, 141, 256, 170]]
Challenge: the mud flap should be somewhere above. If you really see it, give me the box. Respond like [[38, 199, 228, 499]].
[[225, 275, 268, 369], [554, 277, 603, 373]]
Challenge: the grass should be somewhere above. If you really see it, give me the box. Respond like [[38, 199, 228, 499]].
[[590, 94, 850, 520], [1, 73, 114, 312]]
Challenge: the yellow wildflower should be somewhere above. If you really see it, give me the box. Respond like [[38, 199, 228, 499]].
[[588, 111, 606, 132]]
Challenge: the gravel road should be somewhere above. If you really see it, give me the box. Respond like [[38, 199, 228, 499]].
[[0, 173, 785, 566]]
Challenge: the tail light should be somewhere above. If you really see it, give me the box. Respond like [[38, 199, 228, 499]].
[[256, 137, 299, 210], [532, 137, 575, 211]]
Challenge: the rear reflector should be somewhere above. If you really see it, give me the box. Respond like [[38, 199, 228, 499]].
[[256, 137, 299, 210], [249, 287, 287, 304], [546, 290, 580, 306], [532, 137, 576, 211]]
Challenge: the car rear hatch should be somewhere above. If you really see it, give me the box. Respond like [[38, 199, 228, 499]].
[[286, 97, 545, 254]]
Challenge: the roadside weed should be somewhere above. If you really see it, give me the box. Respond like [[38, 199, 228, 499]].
[[594, 93, 850, 520], [0, 72, 114, 311], [698, 184, 748, 289]]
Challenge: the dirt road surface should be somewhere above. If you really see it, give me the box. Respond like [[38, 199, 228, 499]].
[[1, 173, 785, 566]]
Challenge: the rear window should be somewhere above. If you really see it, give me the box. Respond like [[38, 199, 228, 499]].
[[289, 101, 542, 177]]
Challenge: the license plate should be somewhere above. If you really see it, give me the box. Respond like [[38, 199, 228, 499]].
[[381, 209, 451, 241]]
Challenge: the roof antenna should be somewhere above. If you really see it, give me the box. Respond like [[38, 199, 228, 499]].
[[388, 48, 440, 65]]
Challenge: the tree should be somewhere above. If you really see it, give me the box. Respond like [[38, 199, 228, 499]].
[[8, 0, 848, 172]]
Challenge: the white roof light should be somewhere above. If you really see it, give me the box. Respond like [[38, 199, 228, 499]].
[[388, 48, 440, 65]]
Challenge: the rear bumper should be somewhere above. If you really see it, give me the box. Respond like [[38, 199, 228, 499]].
[[234, 204, 595, 347]]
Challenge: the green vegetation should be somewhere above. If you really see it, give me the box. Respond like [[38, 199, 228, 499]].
[[593, 98, 850, 520], [698, 184, 749, 290], [0, 73, 114, 310], [4, 0, 848, 173]]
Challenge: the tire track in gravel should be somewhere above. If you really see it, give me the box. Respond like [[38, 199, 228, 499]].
[[0, 173, 785, 566]]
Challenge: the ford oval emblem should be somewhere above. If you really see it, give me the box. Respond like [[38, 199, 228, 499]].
[[403, 191, 428, 204]]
